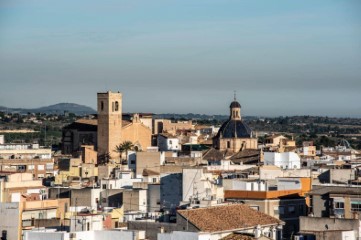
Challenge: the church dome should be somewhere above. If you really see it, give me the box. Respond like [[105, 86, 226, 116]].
[[216, 119, 252, 138], [230, 101, 241, 108]]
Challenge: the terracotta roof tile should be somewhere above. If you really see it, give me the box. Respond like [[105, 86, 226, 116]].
[[142, 168, 159, 176], [203, 148, 224, 161], [177, 204, 282, 232], [221, 233, 256, 240]]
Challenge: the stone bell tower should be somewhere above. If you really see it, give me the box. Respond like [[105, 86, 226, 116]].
[[97, 91, 122, 158]]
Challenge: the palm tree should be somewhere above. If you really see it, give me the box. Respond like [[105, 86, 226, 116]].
[[119, 141, 134, 164], [114, 144, 125, 161]]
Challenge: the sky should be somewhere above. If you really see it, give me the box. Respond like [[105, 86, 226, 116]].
[[0, 0, 360, 117]]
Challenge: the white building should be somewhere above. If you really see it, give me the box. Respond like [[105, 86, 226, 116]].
[[223, 179, 267, 191], [157, 134, 180, 152], [100, 171, 142, 190], [264, 152, 301, 169], [158, 231, 211, 240], [23, 230, 145, 240], [0, 143, 52, 159], [182, 168, 224, 205]]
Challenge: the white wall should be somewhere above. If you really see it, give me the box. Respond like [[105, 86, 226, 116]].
[[148, 184, 160, 213], [158, 231, 211, 240], [276, 178, 302, 191], [223, 179, 266, 191], [158, 136, 180, 151], [138, 189, 148, 212], [24, 230, 138, 240], [100, 178, 142, 190], [0, 202, 20, 240], [264, 152, 301, 169]]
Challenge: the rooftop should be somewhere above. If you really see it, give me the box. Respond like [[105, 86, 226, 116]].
[[177, 204, 282, 232]]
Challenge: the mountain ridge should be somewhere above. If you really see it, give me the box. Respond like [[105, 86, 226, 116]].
[[0, 103, 96, 115]]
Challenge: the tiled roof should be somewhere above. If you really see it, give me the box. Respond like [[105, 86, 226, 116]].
[[76, 119, 97, 125], [230, 149, 261, 165], [142, 168, 159, 176], [121, 120, 132, 127], [177, 204, 282, 232], [203, 148, 224, 161], [215, 119, 252, 139], [221, 233, 256, 240], [159, 132, 177, 138], [309, 186, 361, 196], [64, 118, 131, 130]]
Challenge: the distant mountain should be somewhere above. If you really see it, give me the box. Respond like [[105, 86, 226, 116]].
[[0, 103, 96, 115], [154, 113, 258, 121]]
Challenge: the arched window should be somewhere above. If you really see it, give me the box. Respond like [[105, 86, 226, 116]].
[[115, 101, 119, 111], [101, 101, 104, 111]]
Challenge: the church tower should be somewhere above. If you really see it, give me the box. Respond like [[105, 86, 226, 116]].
[[97, 91, 122, 158], [230, 94, 241, 120]]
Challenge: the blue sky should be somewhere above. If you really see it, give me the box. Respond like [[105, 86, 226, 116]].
[[0, 0, 360, 116]]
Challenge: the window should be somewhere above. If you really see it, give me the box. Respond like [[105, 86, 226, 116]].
[[115, 101, 119, 111], [227, 141, 231, 148], [351, 202, 361, 212], [102, 184, 107, 189], [279, 206, 285, 215], [288, 205, 296, 214], [335, 202, 345, 209], [101, 101, 104, 110]]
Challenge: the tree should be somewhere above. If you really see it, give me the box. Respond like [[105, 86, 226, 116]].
[[97, 152, 111, 166], [114, 144, 125, 160], [117, 141, 134, 164]]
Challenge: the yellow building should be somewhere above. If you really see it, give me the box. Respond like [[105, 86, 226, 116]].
[[62, 91, 152, 158]]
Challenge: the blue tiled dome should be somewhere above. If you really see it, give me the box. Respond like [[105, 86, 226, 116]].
[[216, 119, 252, 138]]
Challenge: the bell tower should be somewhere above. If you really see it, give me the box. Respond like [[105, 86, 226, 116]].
[[97, 91, 122, 158], [230, 92, 241, 120]]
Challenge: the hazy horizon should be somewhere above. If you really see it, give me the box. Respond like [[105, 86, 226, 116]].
[[1, 1, 360, 117]]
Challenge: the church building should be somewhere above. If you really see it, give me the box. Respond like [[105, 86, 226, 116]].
[[213, 97, 258, 153], [62, 91, 152, 159]]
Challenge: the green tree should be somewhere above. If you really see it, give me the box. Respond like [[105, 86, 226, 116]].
[[117, 141, 134, 164], [114, 144, 125, 160], [97, 152, 111, 166]]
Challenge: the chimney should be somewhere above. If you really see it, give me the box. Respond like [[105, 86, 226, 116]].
[[254, 224, 262, 238]]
